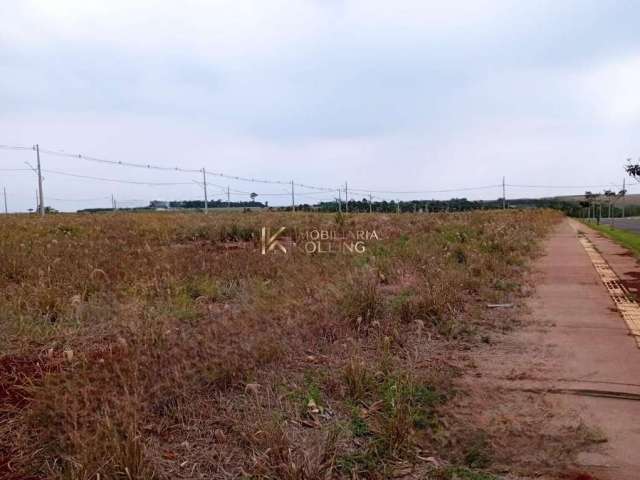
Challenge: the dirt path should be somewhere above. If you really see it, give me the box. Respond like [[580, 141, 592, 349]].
[[467, 218, 640, 479]]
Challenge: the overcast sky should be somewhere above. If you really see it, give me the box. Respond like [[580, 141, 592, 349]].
[[1, 0, 639, 211]]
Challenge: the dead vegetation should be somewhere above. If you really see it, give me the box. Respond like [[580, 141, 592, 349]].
[[0, 209, 586, 479]]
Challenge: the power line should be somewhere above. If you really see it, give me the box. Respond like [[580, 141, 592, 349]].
[[43, 169, 195, 186], [115, 199, 149, 204], [348, 185, 501, 194], [507, 183, 625, 189], [0, 145, 32, 152], [208, 184, 323, 197], [3, 142, 634, 200], [48, 196, 111, 202], [1, 144, 335, 192]]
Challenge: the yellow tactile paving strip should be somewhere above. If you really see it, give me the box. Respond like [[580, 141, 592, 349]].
[[577, 233, 640, 348]]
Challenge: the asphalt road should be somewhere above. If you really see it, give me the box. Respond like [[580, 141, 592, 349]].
[[597, 216, 640, 234]]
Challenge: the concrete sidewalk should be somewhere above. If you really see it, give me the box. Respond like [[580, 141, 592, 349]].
[[466, 217, 640, 479], [523, 219, 640, 478]]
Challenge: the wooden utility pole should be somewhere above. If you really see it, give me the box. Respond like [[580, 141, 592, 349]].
[[344, 182, 348, 214], [622, 178, 626, 219], [291, 180, 295, 212], [369, 193, 373, 213], [227, 186, 231, 208], [201, 168, 208, 214], [598, 203, 602, 224], [502, 176, 506, 210], [3, 187, 7, 214], [35, 145, 44, 216]]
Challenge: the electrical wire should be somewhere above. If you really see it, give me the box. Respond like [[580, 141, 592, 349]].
[[43, 169, 195, 186], [507, 183, 625, 189], [48, 196, 112, 202], [348, 185, 501, 194], [0, 145, 32, 152], [2, 143, 634, 198], [8, 145, 334, 192]]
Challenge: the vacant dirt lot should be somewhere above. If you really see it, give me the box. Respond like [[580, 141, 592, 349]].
[[0, 210, 597, 479]]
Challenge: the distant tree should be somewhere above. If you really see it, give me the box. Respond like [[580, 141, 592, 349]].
[[625, 157, 640, 180], [607, 186, 628, 226], [604, 190, 616, 219], [250, 192, 258, 202], [584, 191, 602, 223], [621, 156, 640, 222]]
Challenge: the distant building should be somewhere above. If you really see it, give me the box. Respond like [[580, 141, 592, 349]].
[[150, 200, 170, 209]]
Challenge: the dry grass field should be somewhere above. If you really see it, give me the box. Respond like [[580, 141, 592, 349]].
[[0, 210, 589, 479]]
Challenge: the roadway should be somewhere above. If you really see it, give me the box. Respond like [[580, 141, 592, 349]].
[[594, 216, 640, 234]]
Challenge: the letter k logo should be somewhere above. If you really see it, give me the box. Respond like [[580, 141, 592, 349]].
[[261, 227, 287, 254]]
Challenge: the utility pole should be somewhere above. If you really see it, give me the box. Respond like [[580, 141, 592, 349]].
[[3, 187, 7, 214], [622, 178, 626, 219], [502, 176, 506, 210], [598, 203, 602, 224], [291, 180, 295, 212], [227, 186, 231, 208], [369, 193, 373, 213], [337, 188, 342, 213], [202, 168, 208, 214], [344, 181, 348, 213], [111, 194, 115, 211], [397, 199, 400, 214], [35, 145, 44, 216]]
